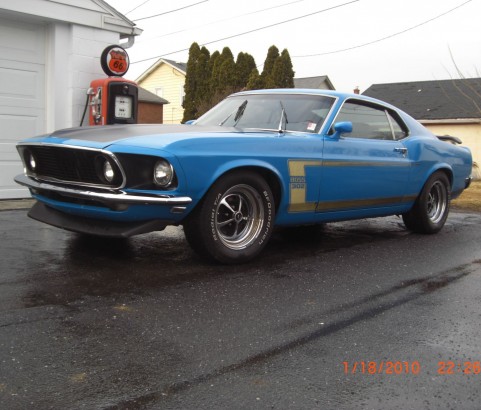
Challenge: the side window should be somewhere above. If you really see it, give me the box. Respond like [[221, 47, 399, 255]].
[[333, 101, 395, 140], [387, 111, 408, 140]]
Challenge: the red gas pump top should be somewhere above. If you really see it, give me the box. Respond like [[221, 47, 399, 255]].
[[87, 45, 138, 126]]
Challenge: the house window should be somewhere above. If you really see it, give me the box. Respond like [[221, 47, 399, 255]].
[[180, 85, 185, 106]]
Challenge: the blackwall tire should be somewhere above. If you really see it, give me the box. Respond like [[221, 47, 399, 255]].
[[183, 171, 275, 264], [402, 172, 451, 234]]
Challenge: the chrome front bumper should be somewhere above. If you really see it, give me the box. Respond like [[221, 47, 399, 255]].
[[14, 174, 192, 206]]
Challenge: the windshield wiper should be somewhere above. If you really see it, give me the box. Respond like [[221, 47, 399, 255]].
[[278, 101, 288, 133], [219, 100, 248, 126]]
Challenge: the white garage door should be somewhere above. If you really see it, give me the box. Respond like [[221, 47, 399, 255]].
[[0, 18, 45, 199]]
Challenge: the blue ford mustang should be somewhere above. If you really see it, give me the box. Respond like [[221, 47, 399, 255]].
[[15, 89, 472, 263]]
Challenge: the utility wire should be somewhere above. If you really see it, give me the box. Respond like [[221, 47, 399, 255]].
[[293, 0, 473, 58], [131, 0, 360, 64], [124, 0, 152, 16], [133, 0, 209, 22], [138, 0, 311, 41]]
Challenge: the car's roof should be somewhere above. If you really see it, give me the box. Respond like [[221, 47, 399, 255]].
[[232, 88, 392, 107], [233, 88, 355, 98]]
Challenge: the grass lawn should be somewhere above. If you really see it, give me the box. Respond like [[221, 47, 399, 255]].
[[452, 180, 481, 212]]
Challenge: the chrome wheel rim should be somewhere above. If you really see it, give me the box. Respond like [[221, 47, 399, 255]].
[[215, 184, 264, 250], [427, 181, 447, 224]]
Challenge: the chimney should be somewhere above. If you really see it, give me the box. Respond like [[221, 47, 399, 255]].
[[353, 86, 360, 94]]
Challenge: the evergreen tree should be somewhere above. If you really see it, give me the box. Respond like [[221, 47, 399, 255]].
[[218, 58, 237, 90], [210, 47, 235, 94], [261, 45, 280, 89], [194, 49, 221, 116], [196, 46, 211, 109], [270, 49, 295, 88], [246, 67, 263, 90], [210, 47, 236, 105], [182, 42, 202, 122], [235, 52, 256, 90], [182, 43, 294, 119], [208, 50, 220, 76]]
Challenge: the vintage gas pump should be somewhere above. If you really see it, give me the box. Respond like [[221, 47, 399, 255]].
[[87, 45, 138, 126]]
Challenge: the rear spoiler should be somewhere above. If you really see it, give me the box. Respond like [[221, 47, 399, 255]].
[[437, 135, 462, 145]]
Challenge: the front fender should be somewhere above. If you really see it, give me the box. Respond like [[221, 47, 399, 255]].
[[179, 156, 286, 205]]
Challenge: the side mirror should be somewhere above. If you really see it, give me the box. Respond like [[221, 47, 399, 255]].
[[331, 121, 352, 139], [184, 119, 196, 125]]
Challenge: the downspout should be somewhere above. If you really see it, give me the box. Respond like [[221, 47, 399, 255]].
[[120, 35, 135, 49]]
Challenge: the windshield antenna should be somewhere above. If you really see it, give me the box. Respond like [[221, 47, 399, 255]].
[[278, 101, 288, 133]]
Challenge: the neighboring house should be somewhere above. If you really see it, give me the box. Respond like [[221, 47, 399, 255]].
[[294, 76, 335, 90], [136, 59, 187, 124], [138, 88, 169, 124], [0, 0, 142, 199], [363, 79, 481, 179]]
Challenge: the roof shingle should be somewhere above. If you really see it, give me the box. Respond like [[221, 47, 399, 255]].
[[363, 78, 481, 120]]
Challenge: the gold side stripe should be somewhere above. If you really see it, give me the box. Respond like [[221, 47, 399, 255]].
[[316, 195, 418, 212], [288, 160, 323, 175], [323, 160, 409, 167], [288, 195, 418, 214], [289, 202, 318, 212]]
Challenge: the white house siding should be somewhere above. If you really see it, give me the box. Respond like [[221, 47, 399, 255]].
[[45, 24, 118, 132], [70, 25, 119, 127], [0, 0, 139, 198], [0, 17, 46, 199], [0, 22, 119, 199]]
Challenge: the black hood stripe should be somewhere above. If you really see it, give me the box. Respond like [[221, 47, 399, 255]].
[[51, 124, 237, 143]]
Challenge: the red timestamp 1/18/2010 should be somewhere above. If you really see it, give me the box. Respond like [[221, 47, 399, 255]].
[[343, 360, 481, 375], [342, 361, 421, 375]]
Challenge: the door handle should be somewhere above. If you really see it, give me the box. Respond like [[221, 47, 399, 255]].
[[394, 147, 408, 157]]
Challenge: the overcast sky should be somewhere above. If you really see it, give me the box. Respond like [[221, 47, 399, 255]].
[[107, 0, 480, 93]]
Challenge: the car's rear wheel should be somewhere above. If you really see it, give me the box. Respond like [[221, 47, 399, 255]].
[[402, 171, 451, 234], [183, 170, 275, 264]]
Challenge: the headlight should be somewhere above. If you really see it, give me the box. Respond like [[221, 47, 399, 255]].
[[28, 153, 37, 171], [23, 149, 37, 173], [103, 160, 115, 183], [153, 159, 174, 187]]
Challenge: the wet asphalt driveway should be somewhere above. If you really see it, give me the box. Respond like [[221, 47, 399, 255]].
[[1, 207, 481, 409]]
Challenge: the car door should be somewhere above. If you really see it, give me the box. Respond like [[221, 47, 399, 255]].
[[318, 99, 411, 214]]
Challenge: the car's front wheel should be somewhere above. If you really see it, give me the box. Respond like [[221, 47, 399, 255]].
[[183, 170, 275, 264], [402, 171, 451, 234]]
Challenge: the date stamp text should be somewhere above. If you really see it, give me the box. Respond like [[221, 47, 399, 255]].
[[343, 361, 481, 375]]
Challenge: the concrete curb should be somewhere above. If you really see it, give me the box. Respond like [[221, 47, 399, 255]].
[[0, 199, 35, 211]]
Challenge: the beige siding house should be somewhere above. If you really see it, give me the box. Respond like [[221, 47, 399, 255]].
[[420, 121, 480, 177], [136, 59, 186, 124]]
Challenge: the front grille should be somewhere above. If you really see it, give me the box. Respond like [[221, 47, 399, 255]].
[[20, 145, 123, 188]]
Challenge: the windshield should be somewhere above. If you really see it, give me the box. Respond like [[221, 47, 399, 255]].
[[195, 94, 335, 133]]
